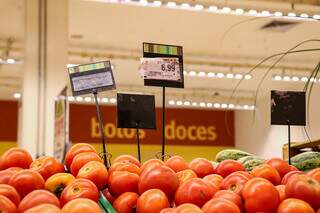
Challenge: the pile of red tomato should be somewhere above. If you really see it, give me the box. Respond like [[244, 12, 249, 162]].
[[0, 143, 320, 213]]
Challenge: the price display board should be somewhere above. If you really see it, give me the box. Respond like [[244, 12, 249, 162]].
[[143, 42, 184, 88], [271, 90, 306, 126], [68, 61, 116, 96]]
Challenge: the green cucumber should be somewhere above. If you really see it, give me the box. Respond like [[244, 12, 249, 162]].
[[215, 149, 253, 162], [237, 156, 263, 164], [291, 151, 320, 171], [243, 159, 264, 172]]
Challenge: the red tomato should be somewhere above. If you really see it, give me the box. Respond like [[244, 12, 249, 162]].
[[277, 198, 315, 213], [251, 164, 281, 185], [18, 189, 60, 212], [307, 168, 320, 183], [108, 171, 139, 197], [23, 204, 61, 213], [165, 155, 189, 173], [276, 185, 286, 203], [214, 190, 243, 211], [140, 159, 164, 174], [77, 161, 108, 190], [0, 148, 33, 170], [202, 198, 241, 213], [0, 194, 17, 213], [175, 178, 217, 207], [101, 188, 115, 204], [65, 143, 97, 170], [0, 184, 21, 206], [113, 192, 139, 213], [139, 165, 179, 200], [176, 169, 197, 185], [221, 171, 251, 195], [137, 189, 169, 213], [289, 165, 299, 171], [113, 154, 141, 168], [30, 156, 65, 180], [8, 169, 45, 198], [60, 178, 99, 206], [281, 170, 304, 185], [189, 158, 215, 178], [242, 177, 280, 213], [70, 152, 102, 176], [266, 158, 291, 179], [216, 160, 245, 178], [203, 174, 223, 189], [61, 198, 102, 213], [0, 167, 23, 185], [285, 174, 320, 209], [108, 161, 140, 175], [175, 203, 203, 213]]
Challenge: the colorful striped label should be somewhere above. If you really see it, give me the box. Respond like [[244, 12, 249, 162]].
[[68, 62, 109, 74], [143, 43, 182, 56]]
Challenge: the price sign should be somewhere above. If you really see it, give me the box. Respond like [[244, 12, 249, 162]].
[[68, 61, 116, 96], [140, 58, 181, 81]]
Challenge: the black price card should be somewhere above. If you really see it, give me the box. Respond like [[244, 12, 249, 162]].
[[271, 90, 306, 126], [68, 61, 116, 96]]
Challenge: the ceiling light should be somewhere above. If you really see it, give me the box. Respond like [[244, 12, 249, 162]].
[[76, 96, 83, 102], [184, 101, 190, 106], [214, 103, 221, 108], [200, 102, 206, 107], [217, 73, 224, 78], [288, 12, 296, 17], [310, 77, 317, 82], [176, 101, 183, 105], [261, 10, 270, 16], [300, 13, 309, 18], [226, 73, 234, 79], [221, 103, 228, 108], [301, 77, 308, 82], [228, 104, 235, 109], [274, 75, 282, 81], [292, 76, 299, 81], [208, 6, 218, 12], [235, 74, 243, 79], [248, 10, 257, 15], [274, 12, 283, 17], [221, 7, 231, 13], [183, 71, 187, 75], [68, 96, 75, 101], [13, 93, 21, 99], [283, 76, 290, 81], [152, 0, 161, 6], [207, 103, 212, 107], [208, 72, 215, 77], [102, 97, 109, 103], [167, 1, 176, 7], [194, 4, 204, 10], [192, 102, 198, 106], [181, 3, 190, 8], [243, 105, 249, 109], [84, 97, 92, 102], [250, 105, 255, 110], [169, 100, 175, 105], [139, 0, 148, 6], [6, 58, 15, 64], [189, 71, 196, 76], [235, 8, 244, 14], [244, 74, 252, 80], [313, 14, 320, 19], [110, 98, 117, 103], [198, 71, 206, 77]]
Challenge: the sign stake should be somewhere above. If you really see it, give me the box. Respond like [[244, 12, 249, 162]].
[[162, 86, 166, 161], [136, 124, 141, 162], [287, 120, 291, 165]]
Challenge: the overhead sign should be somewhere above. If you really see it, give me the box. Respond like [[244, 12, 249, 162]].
[[143, 42, 184, 88], [271, 90, 306, 126], [68, 61, 116, 96]]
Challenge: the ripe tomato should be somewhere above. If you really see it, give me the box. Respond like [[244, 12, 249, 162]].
[[242, 177, 280, 213], [266, 158, 291, 179], [18, 189, 60, 212], [214, 190, 243, 211], [189, 158, 215, 178], [175, 203, 203, 213], [289, 165, 299, 171], [136, 189, 169, 213], [45, 173, 75, 198], [60, 178, 99, 206], [113, 154, 141, 168], [113, 192, 139, 213], [65, 143, 97, 170], [175, 178, 217, 207], [8, 169, 45, 198], [0, 148, 33, 170], [77, 161, 108, 190], [101, 188, 115, 204], [221, 171, 251, 195], [277, 198, 315, 213], [216, 160, 245, 178], [108, 161, 140, 175], [165, 155, 189, 173], [285, 174, 320, 209], [139, 165, 179, 200], [108, 171, 139, 197], [176, 169, 197, 185], [0, 194, 17, 213], [203, 174, 223, 189], [276, 185, 286, 203], [70, 152, 102, 176], [202, 198, 241, 213], [140, 159, 164, 174], [23, 204, 61, 213], [251, 164, 281, 185], [30, 156, 65, 180], [61, 198, 102, 213], [0, 167, 23, 184], [0, 184, 21, 206], [307, 168, 320, 183], [281, 170, 304, 185]]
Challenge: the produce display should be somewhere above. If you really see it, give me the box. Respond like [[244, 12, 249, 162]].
[[0, 145, 320, 213]]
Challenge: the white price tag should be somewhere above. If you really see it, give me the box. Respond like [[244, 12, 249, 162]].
[[140, 58, 181, 81]]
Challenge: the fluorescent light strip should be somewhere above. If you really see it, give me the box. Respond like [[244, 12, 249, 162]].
[[68, 96, 117, 104], [184, 71, 252, 80], [168, 100, 255, 110], [272, 75, 318, 83], [13, 93, 21, 99]]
